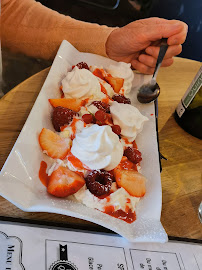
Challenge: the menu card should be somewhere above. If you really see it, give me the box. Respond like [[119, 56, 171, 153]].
[[0, 221, 201, 270]]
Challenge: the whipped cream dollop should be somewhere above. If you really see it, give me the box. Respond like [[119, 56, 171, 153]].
[[62, 66, 105, 99], [71, 124, 123, 170], [74, 185, 140, 212], [110, 101, 148, 141], [106, 62, 134, 96]]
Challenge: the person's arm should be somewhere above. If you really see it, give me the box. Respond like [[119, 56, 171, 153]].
[[2, 0, 188, 74], [1, 0, 114, 59]]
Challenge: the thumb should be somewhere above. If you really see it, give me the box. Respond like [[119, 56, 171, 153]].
[[144, 23, 183, 42]]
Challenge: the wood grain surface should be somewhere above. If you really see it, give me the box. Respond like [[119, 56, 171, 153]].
[[0, 57, 201, 239]]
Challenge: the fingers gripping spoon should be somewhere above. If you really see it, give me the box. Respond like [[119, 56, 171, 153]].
[[137, 39, 168, 103]]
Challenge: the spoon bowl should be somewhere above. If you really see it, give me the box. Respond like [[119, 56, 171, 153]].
[[137, 82, 160, 103], [137, 38, 168, 104], [198, 202, 202, 223]]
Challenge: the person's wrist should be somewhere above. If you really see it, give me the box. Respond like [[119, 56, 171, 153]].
[[105, 27, 120, 59]]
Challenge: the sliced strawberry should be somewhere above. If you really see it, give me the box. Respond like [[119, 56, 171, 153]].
[[114, 168, 146, 197], [47, 166, 85, 197], [105, 76, 124, 93], [39, 128, 70, 159], [49, 98, 84, 112]]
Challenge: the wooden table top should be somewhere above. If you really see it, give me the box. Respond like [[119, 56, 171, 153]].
[[0, 57, 201, 240]]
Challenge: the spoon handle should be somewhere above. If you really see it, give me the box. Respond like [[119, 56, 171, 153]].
[[152, 38, 168, 81]]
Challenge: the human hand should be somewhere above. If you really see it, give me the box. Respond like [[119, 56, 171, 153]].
[[106, 18, 188, 74]]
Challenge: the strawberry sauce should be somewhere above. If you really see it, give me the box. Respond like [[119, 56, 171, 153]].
[[60, 86, 64, 98], [119, 156, 137, 171], [93, 68, 106, 80], [104, 205, 136, 224], [70, 118, 80, 140], [97, 191, 112, 200], [132, 140, 137, 149], [67, 152, 87, 171], [60, 125, 68, 132], [81, 98, 89, 107], [39, 161, 50, 187], [102, 96, 111, 104], [122, 137, 131, 145], [100, 83, 108, 95]]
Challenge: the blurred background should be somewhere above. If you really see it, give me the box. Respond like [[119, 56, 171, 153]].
[[2, 0, 202, 95]]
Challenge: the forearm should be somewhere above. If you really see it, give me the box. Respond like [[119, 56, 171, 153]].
[[1, 0, 114, 59]]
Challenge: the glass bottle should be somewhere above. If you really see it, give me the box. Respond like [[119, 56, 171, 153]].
[[174, 66, 202, 139]]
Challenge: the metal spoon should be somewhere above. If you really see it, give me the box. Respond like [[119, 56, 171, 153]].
[[137, 38, 168, 103], [198, 202, 202, 223]]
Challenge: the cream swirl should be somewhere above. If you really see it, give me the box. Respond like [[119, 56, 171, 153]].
[[106, 62, 134, 96], [71, 125, 123, 170], [62, 66, 105, 99], [110, 102, 148, 141]]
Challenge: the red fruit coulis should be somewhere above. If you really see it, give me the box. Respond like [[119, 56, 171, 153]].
[[93, 68, 106, 80], [96, 191, 113, 200], [102, 96, 111, 104], [70, 118, 80, 140], [67, 152, 88, 171], [60, 86, 64, 98], [119, 156, 137, 171], [132, 140, 137, 149], [100, 83, 108, 96], [104, 205, 136, 224], [60, 125, 68, 131], [81, 98, 89, 107]]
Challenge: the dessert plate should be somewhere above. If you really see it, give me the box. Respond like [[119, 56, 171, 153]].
[[0, 40, 167, 242]]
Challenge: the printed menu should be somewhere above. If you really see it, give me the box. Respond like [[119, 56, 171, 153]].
[[0, 221, 201, 270]]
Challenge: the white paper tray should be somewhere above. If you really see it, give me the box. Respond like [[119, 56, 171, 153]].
[[0, 40, 167, 243]]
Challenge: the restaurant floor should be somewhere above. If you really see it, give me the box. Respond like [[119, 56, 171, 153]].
[[2, 0, 201, 95]]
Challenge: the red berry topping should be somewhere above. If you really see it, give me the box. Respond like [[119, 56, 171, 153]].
[[82, 114, 93, 124], [95, 110, 107, 123], [91, 101, 110, 113], [52, 106, 77, 132], [85, 170, 113, 196], [76, 62, 89, 70], [112, 94, 131, 104], [124, 147, 142, 164], [112, 125, 121, 135]]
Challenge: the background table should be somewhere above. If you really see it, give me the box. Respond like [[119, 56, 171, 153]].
[[0, 57, 201, 240]]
